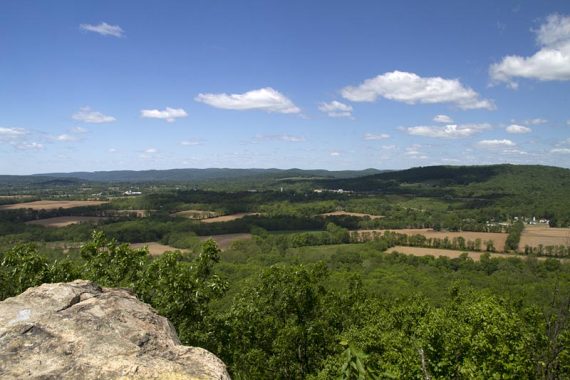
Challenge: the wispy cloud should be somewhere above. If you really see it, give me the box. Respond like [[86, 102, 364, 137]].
[[195, 87, 300, 114], [551, 148, 570, 154], [363, 133, 390, 140], [502, 148, 528, 155], [0, 127, 44, 151], [490, 14, 570, 87], [139, 147, 160, 160], [72, 107, 116, 124], [15, 142, 43, 151], [405, 123, 491, 138], [433, 114, 453, 123], [341, 71, 494, 110], [525, 118, 547, 125], [254, 134, 305, 143], [180, 139, 202, 146], [141, 107, 188, 122], [0, 127, 27, 141], [70, 126, 88, 134], [506, 124, 532, 134], [80, 22, 124, 37], [54, 134, 78, 142], [477, 139, 516, 148], [405, 144, 428, 159], [318, 101, 353, 117]]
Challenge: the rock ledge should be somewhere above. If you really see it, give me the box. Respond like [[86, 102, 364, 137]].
[[0, 280, 230, 379]]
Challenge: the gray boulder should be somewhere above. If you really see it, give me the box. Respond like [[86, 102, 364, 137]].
[[0, 280, 230, 379]]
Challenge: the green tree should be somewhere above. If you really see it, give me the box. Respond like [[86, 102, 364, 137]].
[[221, 263, 337, 379]]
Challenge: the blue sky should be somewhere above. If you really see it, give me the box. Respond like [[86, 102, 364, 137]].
[[1, 0, 570, 174]]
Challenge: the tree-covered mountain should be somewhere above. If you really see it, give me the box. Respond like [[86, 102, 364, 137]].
[[317, 164, 570, 193], [315, 164, 570, 225], [29, 168, 383, 183]]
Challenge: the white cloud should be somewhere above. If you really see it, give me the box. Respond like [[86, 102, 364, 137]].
[[80, 22, 124, 37], [441, 158, 461, 163], [0, 127, 44, 151], [536, 14, 570, 47], [180, 139, 202, 146], [54, 134, 77, 142], [404, 144, 428, 160], [330, 151, 341, 156], [477, 139, 516, 148], [363, 133, 390, 140], [72, 107, 116, 123], [318, 101, 353, 117], [0, 127, 27, 141], [141, 107, 188, 122], [433, 114, 453, 123], [525, 118, 547, 125], [341, 71, 494, 110], [254, 134, 305, 143], [195, 87, 300, 114], [551, 148, 570, 154], [490, 14, 570, 86], [15, 142, 43, 151], [108, 148, 117, 153], [506, 124, 532, 134], [278, 134, 305, 142], [502, 148, 528, 155], [70, 126, 88, 133], [144, 148, 158, 154], [405, 123, 491, 138]]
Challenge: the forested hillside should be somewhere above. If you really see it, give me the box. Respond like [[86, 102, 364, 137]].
[[31, 168, 383, 183], [318, 164, 570, 226]]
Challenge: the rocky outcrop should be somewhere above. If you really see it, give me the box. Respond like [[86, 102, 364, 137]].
[[0, 280, 230, 380]]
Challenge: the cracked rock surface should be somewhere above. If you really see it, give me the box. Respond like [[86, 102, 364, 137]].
[[0, 280, 230, 380]]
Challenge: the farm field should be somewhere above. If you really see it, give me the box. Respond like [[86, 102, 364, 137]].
[[172, 209, 218, 219], [520, 225, 570, 249], [25, 216, 107, 228], [130, 242, 186, 256], [319, 211, 383, 219], [355, 229, 508, 252], [199, 233, 252, 250], [107, 209, 151, 218], [130, 234, 252, 255], [200, 212, 260, 223], [385, 246, 550, 261], [0, 200, 108, 210]]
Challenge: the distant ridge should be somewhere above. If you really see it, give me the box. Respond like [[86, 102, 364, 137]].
[[2, 165, 569, 192], [25, 168, 384, 183], [316, 164, 570, 192]]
